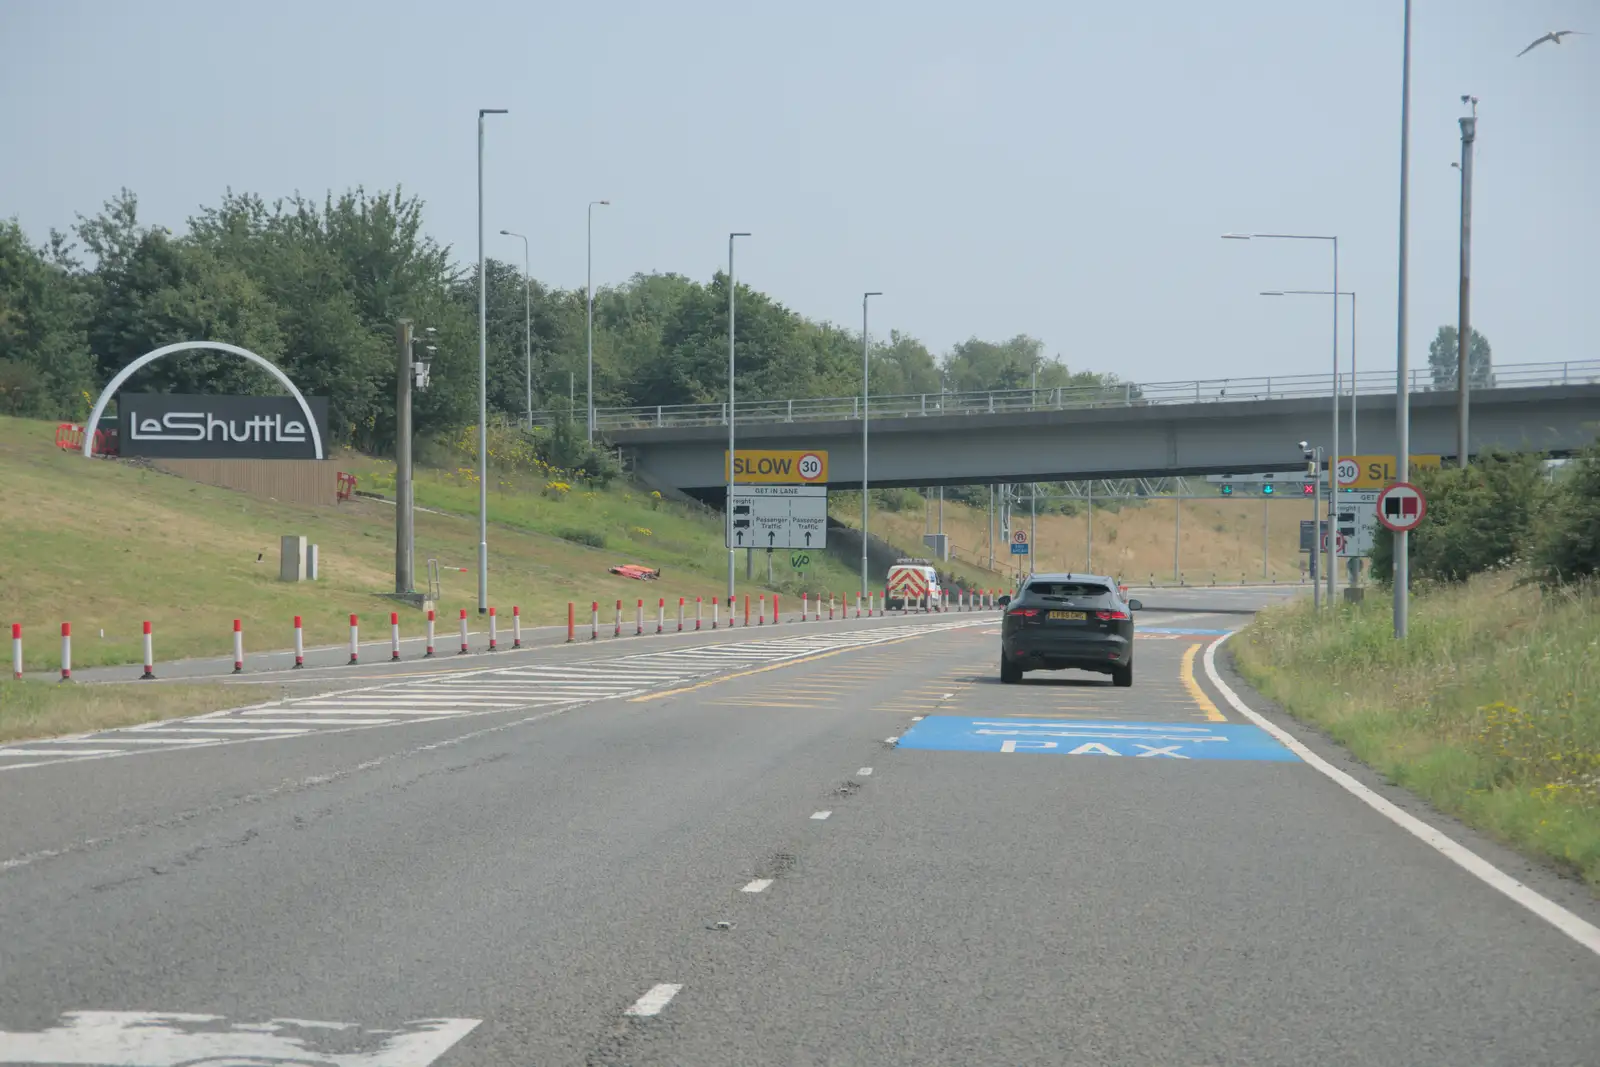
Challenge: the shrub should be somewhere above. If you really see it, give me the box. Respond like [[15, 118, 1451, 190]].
[[1370, 449, 1547, 585], [1531, 442, 1600, 586], [556, 527, 606, 548]]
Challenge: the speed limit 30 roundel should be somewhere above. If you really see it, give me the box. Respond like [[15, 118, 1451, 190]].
[[1376, 481, 1426, 533], [797, 452, 825, 482]]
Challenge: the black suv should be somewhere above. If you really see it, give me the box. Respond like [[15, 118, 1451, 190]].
[[998, 573, 1141, 686]]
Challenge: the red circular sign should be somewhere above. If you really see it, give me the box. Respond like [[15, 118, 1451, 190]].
[[1376, 481, 1427, 533]]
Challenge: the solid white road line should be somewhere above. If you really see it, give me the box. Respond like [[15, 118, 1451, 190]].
[[52, 737, 215, 745], [1202, 634, 1600, 959], [0, 748, 129, 758], [810, 810, 832, 820], [623, 983, 683, 1018], [741, 879, 774, 893]]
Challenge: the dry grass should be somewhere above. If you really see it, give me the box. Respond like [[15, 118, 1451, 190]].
[[1235, 571, 1600, 891], [0, 680, 262, 744], [848, 494, 1316, 585]]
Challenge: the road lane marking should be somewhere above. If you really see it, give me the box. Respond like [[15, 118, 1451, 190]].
[[898, 716, 1296, 761], [858, 767, 873, 775], [624, 984, 683, 1017], [810, 810, 832, 820], [0, 1012, 480, 1065], [1202, 634, 1600, 958], [741, 878, 774, 893], [1180, 643, 1227, 722]]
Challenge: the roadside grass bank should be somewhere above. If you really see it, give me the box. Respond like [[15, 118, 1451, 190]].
[[0, 680, 261, 745], [1233, 571, 1600, 891]]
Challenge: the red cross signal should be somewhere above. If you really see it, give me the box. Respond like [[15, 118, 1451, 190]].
[[1376, 482, 1427, 533], [1301, 482, 1316, 496]]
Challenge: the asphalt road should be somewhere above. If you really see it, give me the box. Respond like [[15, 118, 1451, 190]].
[[3, 590, 1598, 1066]]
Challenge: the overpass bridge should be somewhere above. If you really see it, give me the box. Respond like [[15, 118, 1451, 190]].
[[582, 360, 1600, 496]]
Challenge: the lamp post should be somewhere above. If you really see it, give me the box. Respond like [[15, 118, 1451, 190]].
[[1394, 0, 1415, 638], [587, 200, 610, 442], [1225, 231, 1339, 608], [1455, 97, 1478, 470], [1261, 290, 1358, 452], [726, 232, 750, 604], [862, 291, 882, 599], [477, 107, 508, 615], [498, 229, 531, 429]]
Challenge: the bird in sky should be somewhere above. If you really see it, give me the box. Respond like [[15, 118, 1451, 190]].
[[1517, 29, 1587, 57]]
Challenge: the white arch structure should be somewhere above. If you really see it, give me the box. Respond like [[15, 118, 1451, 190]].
[[82, 341, 325, 460]]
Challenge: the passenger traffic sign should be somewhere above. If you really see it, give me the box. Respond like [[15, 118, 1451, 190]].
[[1375, 482, 1426, 532]]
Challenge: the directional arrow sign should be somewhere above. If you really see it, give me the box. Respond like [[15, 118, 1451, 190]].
[[726, 484, 828, 550]]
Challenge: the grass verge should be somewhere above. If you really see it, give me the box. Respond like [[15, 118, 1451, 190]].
[[0, 680, 261, 744], [1233, 570, 1600, 892]]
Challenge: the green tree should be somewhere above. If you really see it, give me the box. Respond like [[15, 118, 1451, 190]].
[[1427, 324, 1494, 391], [870, 331, 941, 396], [0, 220, 95, 417], [1530, 443, 1600, 586]]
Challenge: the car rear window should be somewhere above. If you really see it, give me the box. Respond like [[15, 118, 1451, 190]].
[[1023, 582, 1112, 600]]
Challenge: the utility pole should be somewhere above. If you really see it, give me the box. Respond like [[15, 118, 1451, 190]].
[[1394, 0, 1413, 638], [395, 320, 415, 596], [1456, 97, 1477, 469]]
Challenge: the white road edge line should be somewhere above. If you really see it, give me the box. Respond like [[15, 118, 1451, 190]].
[[741, 878, 774, 893], [810, 810, 832, 820], [1202, 633, 1600, 958], [624, 983, 683, 1017]]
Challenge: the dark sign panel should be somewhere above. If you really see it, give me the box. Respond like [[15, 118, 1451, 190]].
[[118, 393, 330, 459]]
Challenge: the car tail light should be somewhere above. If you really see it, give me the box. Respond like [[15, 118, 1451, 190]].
[[1095, 609, 1130, 621], [1008, 607, 1040, 617]]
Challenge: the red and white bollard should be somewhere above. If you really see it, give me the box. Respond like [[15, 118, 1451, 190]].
[[459, 608, 470, 654], [678, 597, 685, 632], [758, 594, 766, 625], [614, 600, 623, 637], [60, 622, 71, 682], [829, 594, 836, 621], [712, 599, 719, 629], [657, 597, 664, 634], [513, 606, 523, 649], [426, 609, 436, 657], [488, 607, 498, 652], [11, 623, 21, 681], [635, 599, 644, 636], [695, 596, 702, 630], [568, 602, 576, 643], [293, 615, 305, 668], [591, 601, 600, 640], [744, 595, 751, 627], [390, 612, 401, 661], [773, 594, 780, 624], [231, 618, 244, 673], [141, 620, 155, 680], [855, 592, 862, 618], [348, 614, 359, 664], [802, 593, 809, 621]]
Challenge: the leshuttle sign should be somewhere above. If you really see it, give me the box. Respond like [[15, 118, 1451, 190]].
[[119, 393, 331, 460]]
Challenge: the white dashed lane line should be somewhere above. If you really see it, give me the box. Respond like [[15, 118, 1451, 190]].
[[0, 618, 987, 771], [741, 879, 774, 894], [623, 984, 684, 1018]]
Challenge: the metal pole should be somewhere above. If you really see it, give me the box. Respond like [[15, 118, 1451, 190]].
[[1309, 449, 1321, 608], [1085, 483, 1092, 571], [988, 484, 994, 568], [1262, 495, 1269, 581], [862, 291, 881, 597], [1350, 292, 1358, 454], [476, 108, 506, 616], [1394, 0, 1413, 639], [395, 321, 414, 595], [587, 200, 609, 443], [1457, 108, 1476, 469], [1328, 239, 1339, 607], [727, 233, 749, 602], [1173, 496, 1180, 583]]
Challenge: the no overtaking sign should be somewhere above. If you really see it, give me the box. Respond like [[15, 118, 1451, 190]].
[[1376, 482, 1426, 533]]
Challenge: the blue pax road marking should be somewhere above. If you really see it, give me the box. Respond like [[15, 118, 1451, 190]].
[[1136, 627, 1234, 636], [896, 717, 1300, 762]]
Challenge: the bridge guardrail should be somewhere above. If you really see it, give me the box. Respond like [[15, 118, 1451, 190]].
[[512, 359, 1600, 433]]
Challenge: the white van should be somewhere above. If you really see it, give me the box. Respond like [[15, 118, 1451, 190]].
[[886, 559, 944, 611]]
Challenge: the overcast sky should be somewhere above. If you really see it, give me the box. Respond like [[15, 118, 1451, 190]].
[[2, 0, 1594, 386]]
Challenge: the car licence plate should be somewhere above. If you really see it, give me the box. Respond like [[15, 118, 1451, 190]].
[[1047, 610, 1087, 620]]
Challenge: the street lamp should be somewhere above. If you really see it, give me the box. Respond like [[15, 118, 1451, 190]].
[[726, 232, 751, 604], [477, 107, 508, 616], [862, 291, 882, 600], [498, 229, 531, 429], [1394, 0, 1415, 639], [1261, 290, 1358, 453], [587, 200, 611, 442], [1225, 231, 1339, 608]]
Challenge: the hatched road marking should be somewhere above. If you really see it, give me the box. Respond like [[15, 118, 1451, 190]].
[[0, 618, 985, 771]]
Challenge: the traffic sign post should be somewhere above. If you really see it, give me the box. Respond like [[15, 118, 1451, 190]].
[[1009, 530, 1029, 556], [1376, 482, 1426, 533]]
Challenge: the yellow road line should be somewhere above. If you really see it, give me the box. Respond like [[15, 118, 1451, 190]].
[[1181, 642, 1227, 722], [706, 700, 831, 709], [629, 633, 926, 702]]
